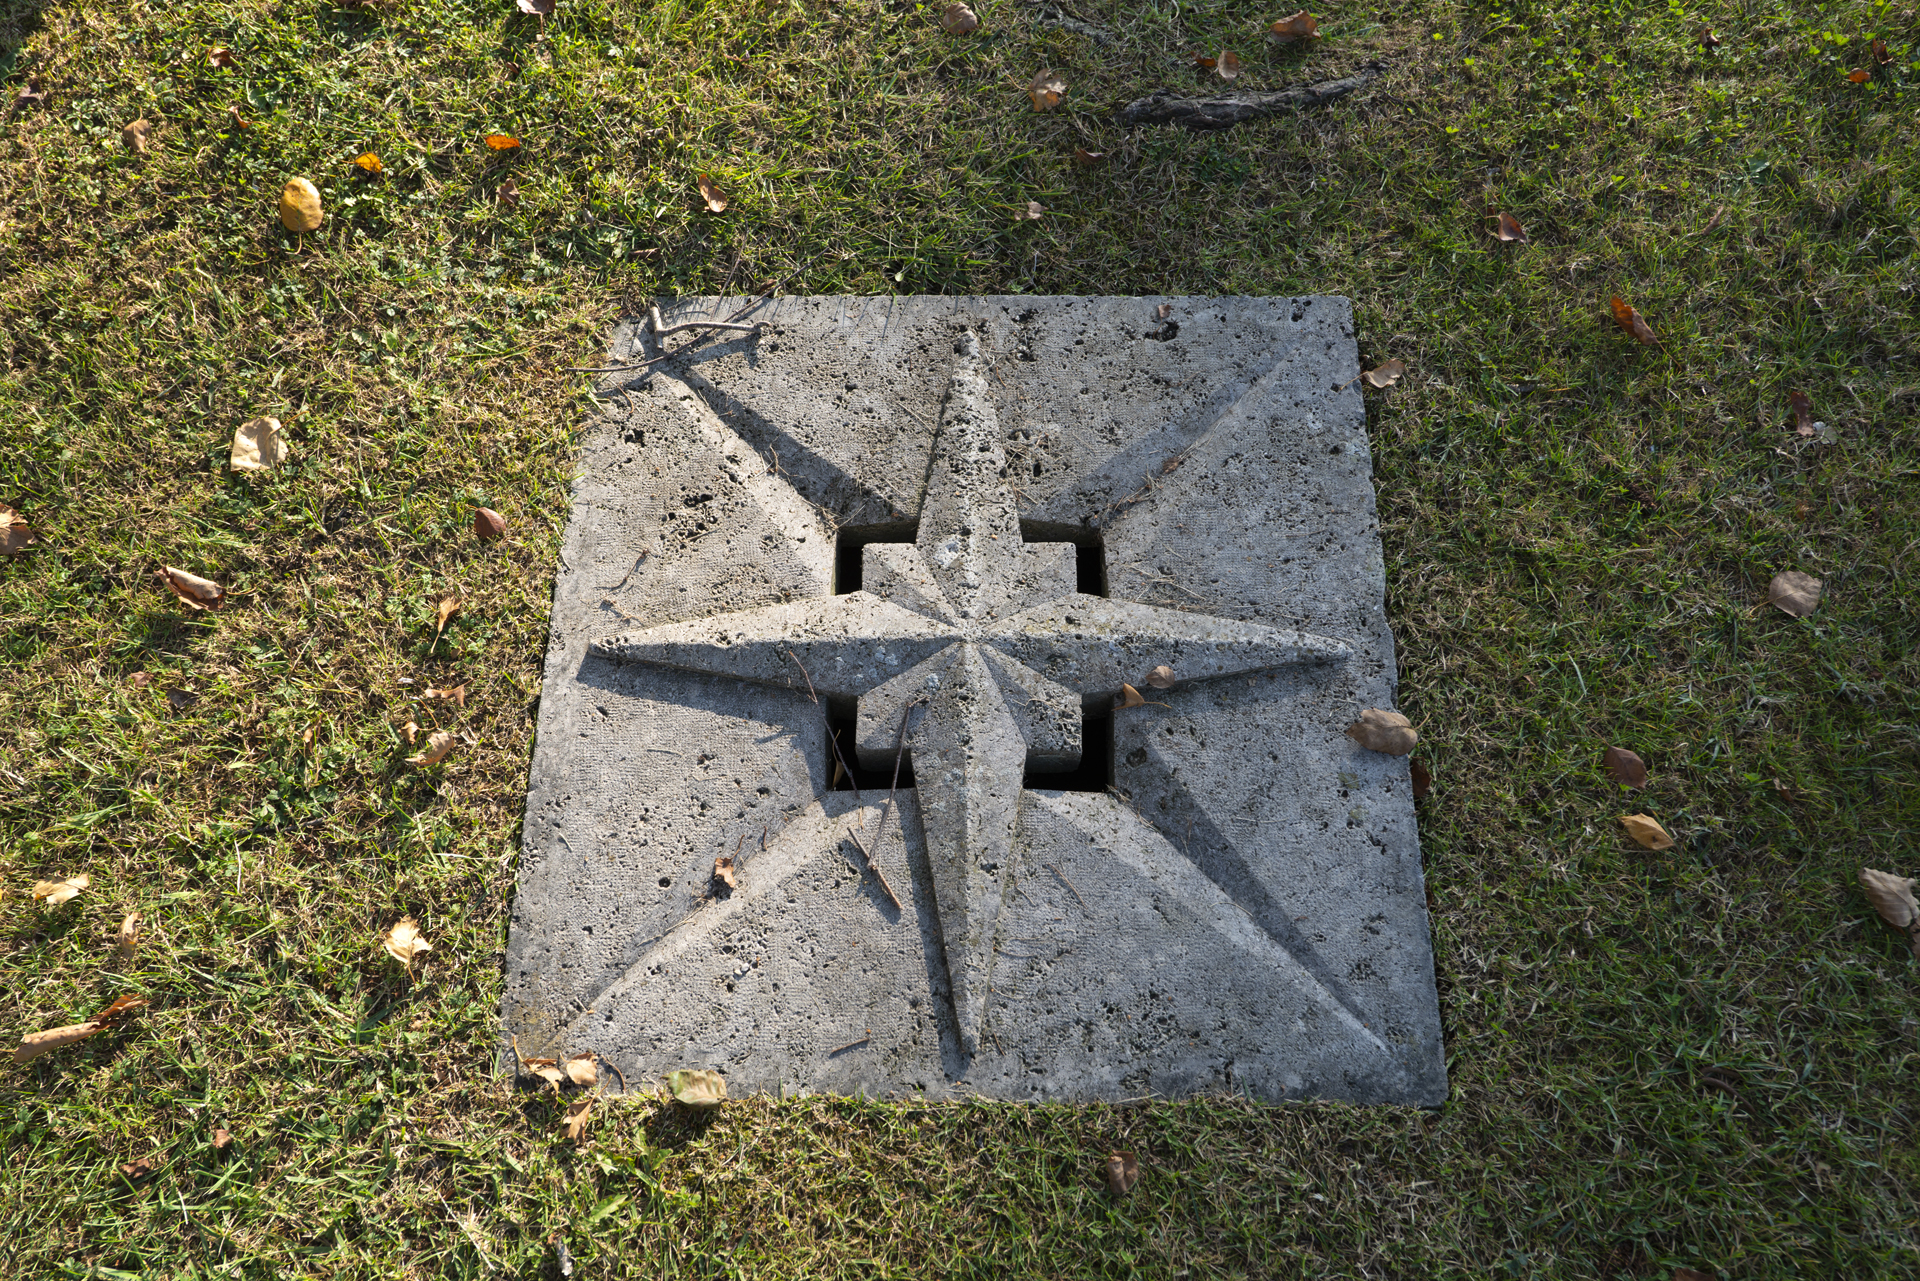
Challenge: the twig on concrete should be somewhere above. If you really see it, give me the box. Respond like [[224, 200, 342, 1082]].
[[648, 303, 763, 339], [829, 1030, 872, 1055], [1048, 862, 1089, 911], [1119, 60, 1387, 131]]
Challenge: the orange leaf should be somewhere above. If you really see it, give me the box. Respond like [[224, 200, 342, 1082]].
[[1028, 69, 1066, 112], [1194, 53, 1218, 69], [1073, 147, 1106, 166], [484, 134, 521, 151], [208, 46, 237, 68], [352, 151, 383, 174], [1847, 67, 1870, 83], [228, 104, 250, 130], [697, 173, 728, 213], [1695, 24, 1719, 47], [1608, 296, 1657, 346], [1269, 10, 1319, 41], [1492, 211, 1526, 242]]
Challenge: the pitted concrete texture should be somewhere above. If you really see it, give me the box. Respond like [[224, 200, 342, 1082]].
[[505, 296, 1447, 1104]]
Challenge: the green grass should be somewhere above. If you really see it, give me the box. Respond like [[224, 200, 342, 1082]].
[[3, 0, 1918, 1272]]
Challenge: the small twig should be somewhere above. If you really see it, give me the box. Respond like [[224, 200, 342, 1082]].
[[603, 1058, 629, 1093], [829, 1030, 872, 1055], [785, 648, 820, 704], [1048, 862, 1088, 911], [649, 304, 763, 339], [866, 698, 927, 861], [847, 828, 902, 910]]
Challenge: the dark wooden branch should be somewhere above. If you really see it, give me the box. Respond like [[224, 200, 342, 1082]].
[[1118, 60, 1388, 131]]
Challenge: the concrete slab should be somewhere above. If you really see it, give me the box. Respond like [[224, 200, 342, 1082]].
[[504, 296, 1446, 1104]]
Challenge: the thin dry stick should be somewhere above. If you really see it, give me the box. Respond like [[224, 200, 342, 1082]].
[[1048, 862, 1088, 911], [648, 303, 763, 339], [829, 1030, 873, 1054], [847, 699, 925, 910], [790, 649, 867, 805], [565, 290, 784, 373]]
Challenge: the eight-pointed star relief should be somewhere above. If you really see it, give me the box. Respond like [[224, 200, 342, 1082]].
[[591, 334, 1352, 1058]]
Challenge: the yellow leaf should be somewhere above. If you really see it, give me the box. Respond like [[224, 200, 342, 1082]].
[[352, 151, 383, 174], [434, 595, 462, 642], [1767, 571, 1821, 618], [122, 118, 153, 154], [32, 874, 89, 906], [1344, 708, 1417, 755], [159, 565, 226, 611], [563, 1093, 595, 1143], [230, 416, 289, 471], [484, 134, 522, 151], [1620, 814, 1674, 850], [667, 1068, 727, 1108], [384, 917, 433, 967], [408, 730, 456, 767], [278, 178, 323, 233], [1361, 359, 1406, 389]]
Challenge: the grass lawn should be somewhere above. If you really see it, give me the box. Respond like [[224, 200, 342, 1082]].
[[3, 0, 1918, 1272]]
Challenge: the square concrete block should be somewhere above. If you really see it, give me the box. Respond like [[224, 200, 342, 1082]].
[[504, 296, 1446, 1104]]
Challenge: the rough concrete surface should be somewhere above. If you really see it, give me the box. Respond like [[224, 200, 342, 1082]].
[[504, 296, 1447, 1104]]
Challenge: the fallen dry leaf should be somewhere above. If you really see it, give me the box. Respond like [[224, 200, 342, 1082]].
[[1409, 758, 1431, 798], [122, 118, 153, 154], [159, 565, 226, 611], [208, 45, 237, 67], [1847, 67, 1870, 83], [1073, 147, 1106, 165], [1023, 200, 1045, 220], [1603, 746, 1648, 789], [403, 719, 419, 745], [713, 855, 738, 892], [1871, 38, 1892, 65], [425, 684, 468, 707], [33, 874, 89, 907], [1673, 1270, 1717, 1281], [563, 1093, 596, 1142], [127, 672, 152, 689], [1195, 53, 1217, 69], [116, 912, 141, 962], [564, 1051, 599, 1087], [352, 151, 383, 175], [0, 505, 37, 555], [1269, 10, 1319, 40], [1361, 359, 1406, 389], [120, 1155, 162, 1179], [1154, 303, 1174, 321], [1609, 296, 1657, 346], [212, 1126, 234, 1150], [1029, 69, 1066, 112], [408, 730, 456, 768], [1217, 50, 1241, 79], [1118, 683, 1146, 709], [384, 916, 433, 967], [1786, 390, 1813, 435], [230, 416, 289, 471], [1492, 211, 1526, 242], [517, 0, 555, 13], [697, 173, 728, 213], [1106, 1150, 1139, 1194], [497, 177, 520, 208], [1694, 24, 1719, 47], [484, 133, 522, 152], [1345, 708, 1417, 755], [279, 178, 323, 234], [474, 507, 506, 541], [228, 104, 250, 130], [1859, 868, 1919, 957], [1620, 813, 1675, 850], [940, 1, 978, 33], [12, 995, 147, 1066], [668, 1067, 727, 1108], [433, 595, 462, 642], [1767, 570, 1822, 618], [518, 1046, 570, 1089], [13, 78, 47, 109], [1146, 665, 1175, 690]]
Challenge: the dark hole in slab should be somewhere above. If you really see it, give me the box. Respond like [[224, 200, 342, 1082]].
[[832, 521, 1106, 598], [827, 696, 915, 792], [1026, 701, 1112, 794]]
